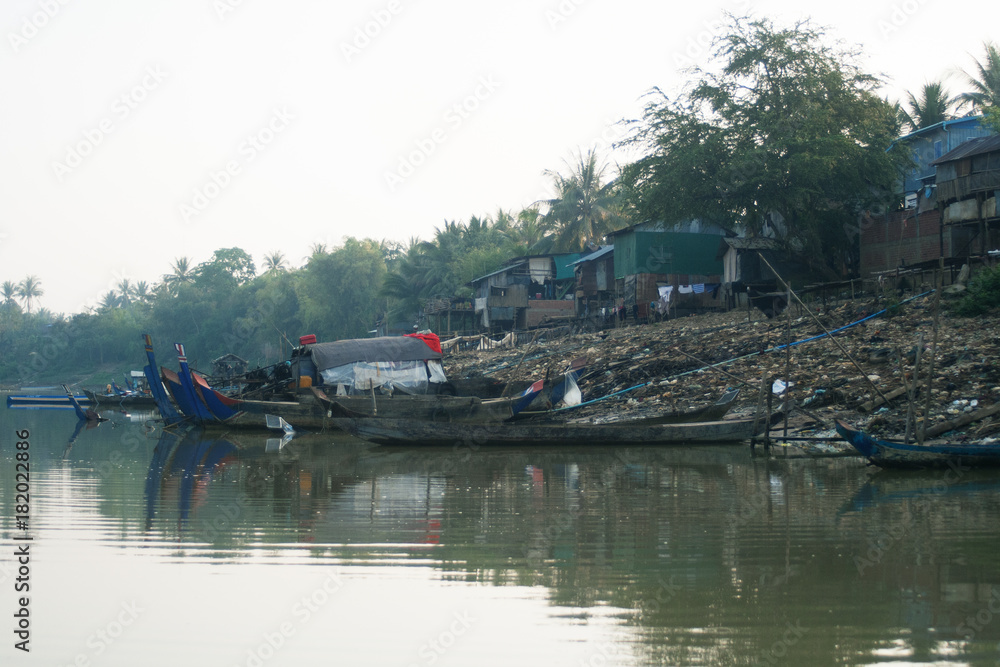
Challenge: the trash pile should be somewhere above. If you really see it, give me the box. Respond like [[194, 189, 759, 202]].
[[442, 294, 1000, 437]]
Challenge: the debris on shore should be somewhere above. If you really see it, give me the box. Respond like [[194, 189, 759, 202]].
[[443, 295, 1000, 440]]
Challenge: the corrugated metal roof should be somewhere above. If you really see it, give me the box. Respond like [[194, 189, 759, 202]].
[[469, 261, 526, 284], [893, 116, 984, 145], [931, 135, 1000, 165], [568, 245, 614, 265]]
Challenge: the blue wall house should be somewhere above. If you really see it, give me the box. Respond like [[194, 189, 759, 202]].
[[893, 116, 993, 206], [861, 116, 995, 276]]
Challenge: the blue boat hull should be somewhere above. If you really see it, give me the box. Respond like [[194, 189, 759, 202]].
[[835, 420, 1000, 469]]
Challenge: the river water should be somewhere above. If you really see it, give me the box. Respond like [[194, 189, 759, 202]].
[[2, 405, 1000, 666]]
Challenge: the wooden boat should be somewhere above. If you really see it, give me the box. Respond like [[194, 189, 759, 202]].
[[82, 389, 158, 407], [7, 392, 93, 408], [517, 388, 740, 425], [331, 414, 771, 447], [312, 387, 524, 423], [834, 419, 1000, 468], [62, 384, 107, 423], [147, 333, 546, 431]]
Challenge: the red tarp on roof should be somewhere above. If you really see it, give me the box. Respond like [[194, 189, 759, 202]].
[[405, 332, 442, 355]]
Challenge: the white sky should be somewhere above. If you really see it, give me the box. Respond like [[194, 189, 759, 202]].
[[0, 0, 994, 315]]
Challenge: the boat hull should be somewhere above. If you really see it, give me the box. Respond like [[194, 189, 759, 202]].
[[314, 389, 515, 423], [834, 420, 1000, 468], [332, 416, 766, 446]]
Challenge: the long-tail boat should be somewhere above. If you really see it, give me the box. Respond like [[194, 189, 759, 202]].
[[332, 413, 773, 447], [835, 420, 1000, 468]]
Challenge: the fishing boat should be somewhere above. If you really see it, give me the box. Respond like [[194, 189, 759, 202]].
[[62, 384, 107, 423], [331, 413, 772, 447], [147, 333, 545, 431], [311, 387, 533, 423], [83, 388, 158, 408], [518, 388, 741, 425], [834, 420, 1000, 468], [6, 392, 93, 408]]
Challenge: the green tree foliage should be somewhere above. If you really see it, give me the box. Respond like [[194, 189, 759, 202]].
[[952, 265, 1000, 316], [958, 41, 1000, 113], [296, 238, 387, 340], [1, 281, 18, 306], [377, 211, 541, 328], [621, 16, 908, 277], [541, 149, 628, 252], [898, 81, 958, 132], [16, 275, 43, 313], [984, 105, 1000, 134]]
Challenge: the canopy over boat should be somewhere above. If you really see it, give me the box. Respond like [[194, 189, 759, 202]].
[[300, 334, 447, 395], [305, 334, 443, 369]]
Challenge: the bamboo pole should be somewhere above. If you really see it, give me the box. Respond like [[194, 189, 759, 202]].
[[756, 252, 894, 409], [784, 282, 792, 438], [919, 263, 943, 444], [500, 328, 543, 398], [926, 400, 1000, 439]]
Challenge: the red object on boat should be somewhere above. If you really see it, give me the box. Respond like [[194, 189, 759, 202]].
[[404, 332, 442, 355], [299, 334, 317, 345]]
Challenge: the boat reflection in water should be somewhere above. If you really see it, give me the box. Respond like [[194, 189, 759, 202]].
[[143, 429, 238, 530], [120, 421, 1000, 665]]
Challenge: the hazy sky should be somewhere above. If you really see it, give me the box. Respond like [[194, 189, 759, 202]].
[[1, 0, 993, 315]]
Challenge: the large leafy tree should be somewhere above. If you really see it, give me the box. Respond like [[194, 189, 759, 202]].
[[296, 238, 387, 340], [898, 81, 957, 132], [194, 248, 257, 290], [621, 16, 908, 277]]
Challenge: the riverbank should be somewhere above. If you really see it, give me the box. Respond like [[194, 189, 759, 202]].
[[444, 294, 1000, 440]]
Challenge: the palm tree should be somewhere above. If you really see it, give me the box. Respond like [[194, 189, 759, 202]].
[[898, 81, 958, 132], [98, 290, 120, 311], [506, 207, 554, 255], [15, 275, 43, 313], [133, 281, 152, 305], [263, 251, 287, 274], [1, 280, 17, 306], [116, 278, 134, 307], [163, 256, 194, 292], [540, 149, 628, 252], [958, 41, 1000, 112]]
